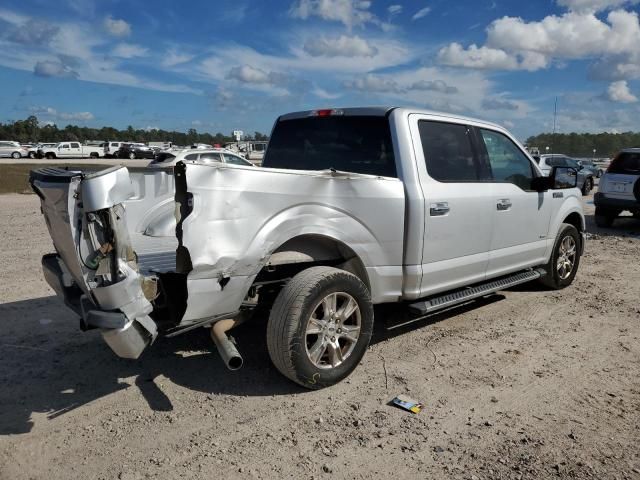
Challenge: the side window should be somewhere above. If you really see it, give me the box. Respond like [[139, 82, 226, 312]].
[[71, 143, 80, 148], [418, 120, 480, 182], [223, 153, 248, 165], [547, 157, 564, 167], [61, 143, 69, 148], [479, 129, 534, 190], [184, 153, 199, 161], [199, 153, 223, 162]]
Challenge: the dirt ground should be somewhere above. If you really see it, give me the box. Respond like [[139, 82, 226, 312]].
[[0, 191, 639, 480]]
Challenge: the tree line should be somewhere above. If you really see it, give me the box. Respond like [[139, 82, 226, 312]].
[[525, 132, 640, 158], [0, 116, 269, 145]]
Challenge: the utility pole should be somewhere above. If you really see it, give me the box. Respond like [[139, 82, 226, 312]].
[[551, 96, 558, 154]]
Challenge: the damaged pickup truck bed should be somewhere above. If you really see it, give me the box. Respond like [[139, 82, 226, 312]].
[[31, 107, 586, 389]]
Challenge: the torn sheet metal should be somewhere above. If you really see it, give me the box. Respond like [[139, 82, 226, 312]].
[[179, 163, 406, 322]]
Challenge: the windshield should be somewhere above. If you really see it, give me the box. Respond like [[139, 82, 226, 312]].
[[610, 152, 640, 174], [262, 115, 397, 177]]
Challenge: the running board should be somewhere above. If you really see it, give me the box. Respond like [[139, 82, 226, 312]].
[[408, 269, 546, 316]]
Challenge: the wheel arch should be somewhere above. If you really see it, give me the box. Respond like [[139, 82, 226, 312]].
[[265, 233, 370, 290]]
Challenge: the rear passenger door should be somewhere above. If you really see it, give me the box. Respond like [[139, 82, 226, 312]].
[[475, 128, 553, 277], [411, 117, 495, 296]]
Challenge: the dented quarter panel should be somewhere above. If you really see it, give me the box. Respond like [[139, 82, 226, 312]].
[[179, 163, 405, 322]]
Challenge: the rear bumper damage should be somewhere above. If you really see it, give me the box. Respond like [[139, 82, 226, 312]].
[[33, 166, 158, 359]]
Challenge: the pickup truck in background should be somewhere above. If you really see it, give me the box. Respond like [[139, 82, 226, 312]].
[[40, 142, 104, 159], [30, 107, 585, 389]]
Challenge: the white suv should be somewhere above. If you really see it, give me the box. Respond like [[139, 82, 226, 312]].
[[147, 148, 253, 168], [594, 148, 640, 226]]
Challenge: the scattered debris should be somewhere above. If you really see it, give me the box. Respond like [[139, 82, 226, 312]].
[[390, 395, 423, 414]]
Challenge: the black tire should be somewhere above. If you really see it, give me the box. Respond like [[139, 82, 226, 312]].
[[594, 206, 618, 227], [28, 152, 36, 159], [581, 177, 593, 196], [129, 152, 136, 160], [90, 152, 99, 159], [597, 169, 603, 178], [11, 151, 21, 159], [266, 266, 373, 390], [45, 153, 55, 159], [539, 223, 581, 290]]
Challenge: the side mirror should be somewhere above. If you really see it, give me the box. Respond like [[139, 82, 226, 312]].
[[550, 166, 578, 189], [531, 176, 551, 192]]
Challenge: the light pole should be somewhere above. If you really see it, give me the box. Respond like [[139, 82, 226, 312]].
[[546, 146, 550, 154], [593, 148, 596, 159]]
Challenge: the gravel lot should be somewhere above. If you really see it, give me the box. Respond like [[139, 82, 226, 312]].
[[0, 191, 639, 480]]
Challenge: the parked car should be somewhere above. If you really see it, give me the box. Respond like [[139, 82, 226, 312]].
[[39, 142, 103, 159], [0, 141, 28, 158], [536, 154, 594, 195], [30, 143, 57, 158], [30, 106, 585, 389], [104, 141, 125, 158], [578, 159, 605, 178], [594, 148, 640, 227], [117, 143, 155, 159], [147, 148, 254, 168]]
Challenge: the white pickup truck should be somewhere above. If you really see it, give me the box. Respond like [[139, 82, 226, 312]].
[[30, 107, 585, 389], [40, 142, 103, 159]]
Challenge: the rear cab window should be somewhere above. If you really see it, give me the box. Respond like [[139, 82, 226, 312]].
[[418, 120, 483, 182], [609, 152, 640, 174], [262, 115, 397, 177]]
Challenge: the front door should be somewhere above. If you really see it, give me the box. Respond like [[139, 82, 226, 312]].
[[411, 117, 495, 297], [475, 128, 553, 278]]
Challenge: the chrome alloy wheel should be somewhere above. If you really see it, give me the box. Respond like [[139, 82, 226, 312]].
[[557, 235, 577, 280], [305, 292, 361, 369]]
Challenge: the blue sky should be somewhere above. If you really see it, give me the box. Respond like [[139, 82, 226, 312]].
[[1, 0, 640, 140]]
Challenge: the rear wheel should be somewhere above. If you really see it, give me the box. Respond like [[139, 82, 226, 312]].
[[28, 151, 36, 159], [595, 206, 619, 227], [129, 152, 136, 160], [581, 177, 593, 196], [45, 152, 55, 159], [539, 223, 581, 290], [267, 266, 373, 389], [90, 152, 99, 159], [11, 151, 21, 159]]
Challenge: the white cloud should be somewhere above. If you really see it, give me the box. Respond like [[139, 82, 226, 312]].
[[33, 60, 79, 78], [410, 79, 458, 94], [7, 19, 59, 46], [111, 43, 148, 58], [606, 80, 638, 102], [557, 0, 639, 13], [312, 86, 342, 99], [161, 48, 194, 67], [303, 35, 378, 57], [289, 0, 379, 29], [482, 97, 520, 110], [345, 74, 403, 93], [437, 43, 520, 70], [438, 8, 640, 77], [103, 15, 131, 37], [30, 106, 94, 121], [227, 64, 272, 84], [388, 5, 403, 16], [412, 6, 431, 20]]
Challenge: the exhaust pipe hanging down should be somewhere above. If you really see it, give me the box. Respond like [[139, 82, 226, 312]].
[[210, 318, 244, 370]]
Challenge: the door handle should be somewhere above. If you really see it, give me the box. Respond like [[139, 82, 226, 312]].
[[496, 199, 512, 211], [430, 202, 450, 216]]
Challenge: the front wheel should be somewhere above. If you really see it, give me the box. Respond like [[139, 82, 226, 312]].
[[129, 152, 136, 160], [539, 223, 581, 290], [581, 177, 593, 196], [11, 151, 21, 159], [267, 266, 373, 389], [28, 152, 36, 159], [45, 153, 55, 159]]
